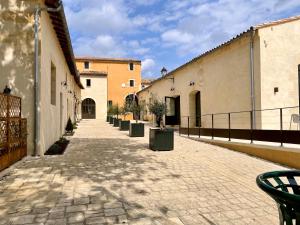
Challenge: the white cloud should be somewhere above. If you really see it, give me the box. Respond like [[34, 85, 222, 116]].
[[74, 35, 126, 57], [162, 29, 194, 45], [142, 58, 156, 76]]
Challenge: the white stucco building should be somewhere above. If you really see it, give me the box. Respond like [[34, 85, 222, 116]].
[[0, 0, 84, 155], [138, 16, 300, 130]]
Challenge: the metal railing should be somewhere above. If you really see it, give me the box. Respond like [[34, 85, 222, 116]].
[[179, 106, 300, 146]]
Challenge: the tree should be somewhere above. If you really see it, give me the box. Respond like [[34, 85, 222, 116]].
[[148, 99, 167, 127], [120, 101, 130, 120], [130, 101, 144, 123]]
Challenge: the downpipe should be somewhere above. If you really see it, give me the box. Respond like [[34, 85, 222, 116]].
[[33, 1, 62, 156], [250, 27, 256, 129]]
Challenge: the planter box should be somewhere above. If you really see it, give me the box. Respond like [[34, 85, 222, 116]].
[[113, 118, 121, 127], [119, 120, 130, 131], [129, 123, 144, 137], [149, 128, 174, 151], [109, 117, 114, 124]]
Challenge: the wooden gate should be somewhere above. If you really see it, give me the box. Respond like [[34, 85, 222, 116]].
[[0, 94, 27, 172]]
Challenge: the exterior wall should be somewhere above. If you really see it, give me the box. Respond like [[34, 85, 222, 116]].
[[80, 75, 107, 120], [0, 0, 37, 154], [39, 10, 80, 155], [138, 35, 259, 129], [76, 60, 141, 107], [259, 20, 300, 130]]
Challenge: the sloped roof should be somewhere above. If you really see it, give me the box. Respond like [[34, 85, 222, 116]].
[[45, 0, 84, 89], [76, 56, 141, 64], [137, 15, 300, 94], [80, 70, 107, 76]]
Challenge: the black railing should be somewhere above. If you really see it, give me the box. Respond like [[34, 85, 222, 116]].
[[179, 106, 300, 146]]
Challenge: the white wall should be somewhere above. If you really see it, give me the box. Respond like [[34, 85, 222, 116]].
[[81, 75, 107, 120]]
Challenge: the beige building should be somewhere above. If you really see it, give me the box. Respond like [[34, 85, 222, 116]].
[[0, 0, 83, 155], [138, 16, 300, 130]]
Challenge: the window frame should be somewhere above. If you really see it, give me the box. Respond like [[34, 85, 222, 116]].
[[86, 79, 91, 87], [129, 79, 135, 87], [50, 62, 56, 106], [84, 61, 90, 70], [129, 62, 134, 71]]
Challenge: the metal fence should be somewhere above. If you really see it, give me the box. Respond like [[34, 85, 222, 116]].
[[0, 94, 27, 171], [179, 106, 300, 146]]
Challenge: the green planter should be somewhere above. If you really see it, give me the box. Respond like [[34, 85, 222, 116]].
[[113, 118, 121, 127], [129, 123, 144, 137], [119, 120, 130, 131], [109, 117, 114, 124], [149, 128, 174, 151]]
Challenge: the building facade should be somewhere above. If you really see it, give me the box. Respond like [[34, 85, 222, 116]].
[[0, 0, 83, 155], [76, 57, 141, 120], [138, 16, 300, 130]]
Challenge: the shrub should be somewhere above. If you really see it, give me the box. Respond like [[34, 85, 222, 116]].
[[65, 117, 73, 132]]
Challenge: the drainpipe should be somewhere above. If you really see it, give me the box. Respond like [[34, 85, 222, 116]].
[[249, 27, 256, 129], [33, 1, 62, 156]]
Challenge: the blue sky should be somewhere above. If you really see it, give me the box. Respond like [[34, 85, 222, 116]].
[[63, 0, 300, 79]]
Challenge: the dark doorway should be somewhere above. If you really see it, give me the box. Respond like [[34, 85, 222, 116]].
[[165, 96, 180, 125], [195, 91, 201, 127], [82, 98, 96, 119]]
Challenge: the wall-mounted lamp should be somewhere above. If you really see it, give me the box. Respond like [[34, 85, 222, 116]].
[[189, 81, 195, 86], [68, 90, 73, 94], [170, 87, 175, 91], [274, 87, 279, 94], [3, 85, 11, 95]]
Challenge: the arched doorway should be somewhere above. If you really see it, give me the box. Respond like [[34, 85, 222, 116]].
[[125, 94, 138, 106], [82, 98, 96, 119]]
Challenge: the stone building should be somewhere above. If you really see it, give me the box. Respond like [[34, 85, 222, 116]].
[[0, 0, 83, 155], [138, 16, 300, 130], [76, 57, 141, 120]]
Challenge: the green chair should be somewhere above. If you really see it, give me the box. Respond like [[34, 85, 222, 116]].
[[256, 170, 300, 225]]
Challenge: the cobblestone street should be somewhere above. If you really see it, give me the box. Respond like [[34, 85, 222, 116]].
[[0, 120, 287, 225]]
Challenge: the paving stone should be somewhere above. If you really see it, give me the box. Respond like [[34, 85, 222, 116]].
[[0, 120, 285, 224], [86, 216, 106, 224], [10, 215, 35, 224], [66, 205, 87, 213], [104, 208, 125, 217]]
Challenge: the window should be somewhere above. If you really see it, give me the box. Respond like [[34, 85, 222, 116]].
[[129, 62, 134, 71], [51, 62, 56, 105], [129, 79, 135, 87], [86, 79, 91, 87], [84, 61, 90, 69]]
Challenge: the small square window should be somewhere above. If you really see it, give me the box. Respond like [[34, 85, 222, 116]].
[[84, 61, 90, 69], [129, 63, 134, 71], [129, 79, 135, 87], [86, 79, 91, 87]]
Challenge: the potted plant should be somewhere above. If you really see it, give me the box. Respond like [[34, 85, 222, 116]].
[[148, 99, 174, 151], [119, 102, 130, 131], [112, 104, 121, 127], [129, 101, 144, 137], [65, 117, 74, 136]]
